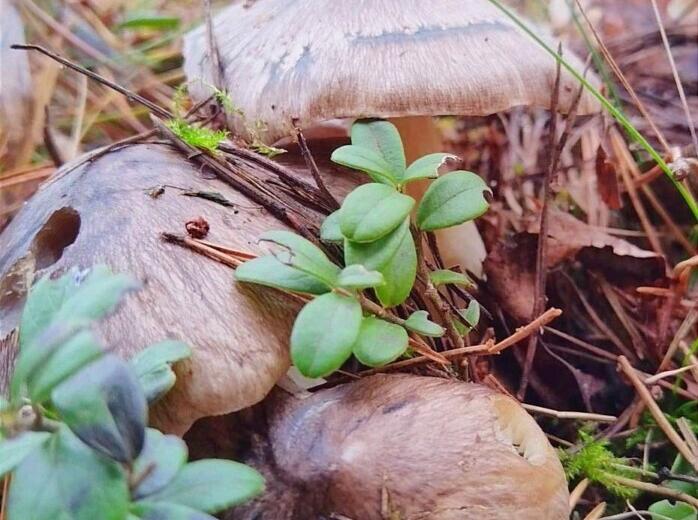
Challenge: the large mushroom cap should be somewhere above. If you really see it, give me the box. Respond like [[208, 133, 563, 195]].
[[183, 0, 599, 143], [232, 374, 570, 519], [0, 143, 351, 434]]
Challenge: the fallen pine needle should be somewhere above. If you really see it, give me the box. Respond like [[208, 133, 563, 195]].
[[488, 307, 562, 353], [521, 404, 617, 423], [582, 502, 606, 520], [617, 355, 698, 472], [601, 472, 698, 508], [644, 363, 698, 384], [569, 478, 589, 509]]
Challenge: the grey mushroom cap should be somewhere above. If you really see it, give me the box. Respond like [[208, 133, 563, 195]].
[[183, 0, 600, 144], [0, 143, 355, 435]]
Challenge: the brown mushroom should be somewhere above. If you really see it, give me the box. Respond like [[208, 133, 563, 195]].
[[225, 374, 569, 520], [0, 143, 356, 434], [183, 0, 600, 276]]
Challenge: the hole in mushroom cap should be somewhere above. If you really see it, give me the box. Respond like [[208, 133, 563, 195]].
[[0, 208, 80, 338], [31, 207, 81, 270], [492, 395, 549, 466]]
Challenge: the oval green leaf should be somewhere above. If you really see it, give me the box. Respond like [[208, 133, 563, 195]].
[[145, 459, 264, 513], [428, 269, 474, 288], [133, 429, 188, 499], [130, 502, 216, 520], [260, 230, 340, 286], [350, 119, 406, 180], [345, 219, 416, 307], [235, 255, 331, 295], [0, 431, 51, 478], [27, 330, 103, 404], [130, 340, 191, 404], [8, 427, 129, 520], [290, 292, 362, 377], [403, 153, 456, 184], [648, 500, 696, 520], [416, 171, 491, 231], [339, 183, 414, 243], [352, 317, 408, 367], [336, 265, 385, 290], [320, 210, 343, 242], [330, 145, 395, 185], [52, 355, 147, 463], [404, 310, 445, 337]]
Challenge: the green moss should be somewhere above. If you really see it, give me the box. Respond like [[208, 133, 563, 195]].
[[561, 431, 639, 500], [166, 119, 228, 153]]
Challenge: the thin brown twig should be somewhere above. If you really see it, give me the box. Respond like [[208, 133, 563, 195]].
[[649, 0, 698, 155], [519, 46, 587, 399], [293, 124, 340, 210], [602, 473, 698, 508], [617, 355, 698, 472], [489, 308, 563, 354], [11, 44, 172, 120]]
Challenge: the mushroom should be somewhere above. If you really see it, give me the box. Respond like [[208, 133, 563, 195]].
[[0, 143, 356, 434], [225, 374, 570, 519], [182, 0, 600, 276]]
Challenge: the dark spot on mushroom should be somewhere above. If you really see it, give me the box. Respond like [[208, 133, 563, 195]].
[[31, 207, 81, 270], [382, 398, 411, 414]]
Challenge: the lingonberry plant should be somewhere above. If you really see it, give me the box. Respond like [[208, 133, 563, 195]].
[[235, 119, 489, 378], [0, 266, 263, 520]]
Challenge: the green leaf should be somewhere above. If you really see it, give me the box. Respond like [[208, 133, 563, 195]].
[[339, 183, 414, 243], [352, 317, 408, 367], [52, 355, 147, 463], [648, 500, 697, 520], [336, 265, 385, 290], [0, 432, 51, 478], [350, 119, 406, 180], [320, 210, 343, 242], [344, 219, 416, 307], [459, 300, 481, 328], [145, 459, 264, 513], [290, 292, 362, 378], [133, 429, 188, 499], [665, 455, 698, 497], [403, 153, 456, 184], [8, 427, 129, 520], [19, 272, 73, 349], [130, 502, 216, 520], [428, 269, 473, 288], [404, 311, 445, 337], [235, 255, 331, 295], [330, 145, 396, 185], [51, 266, 140, 336], [131, 340, 191, 404], [416, 171, 491, 231], [260, 230, 340, 286], [119, 15, 180, 30], [27, 330, 103, 403]]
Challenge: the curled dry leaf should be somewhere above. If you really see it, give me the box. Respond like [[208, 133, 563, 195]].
[[485, 209, 665, 321]]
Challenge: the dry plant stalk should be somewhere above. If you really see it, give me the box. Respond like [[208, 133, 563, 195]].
[[617, 356, 698, 472]]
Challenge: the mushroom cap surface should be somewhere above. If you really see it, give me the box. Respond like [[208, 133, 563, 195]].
[[233, 374, 570, 519], [183, 0, 600, 143], [0, 143, 352, 434]]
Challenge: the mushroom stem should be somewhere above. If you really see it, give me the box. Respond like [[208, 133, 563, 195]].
[[390, 117, 487, 278]]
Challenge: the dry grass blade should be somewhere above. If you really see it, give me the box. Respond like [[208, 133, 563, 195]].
[[569, 478, 589, 509], [521, 404, 617, 423], [583, 502, 606, 520]]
